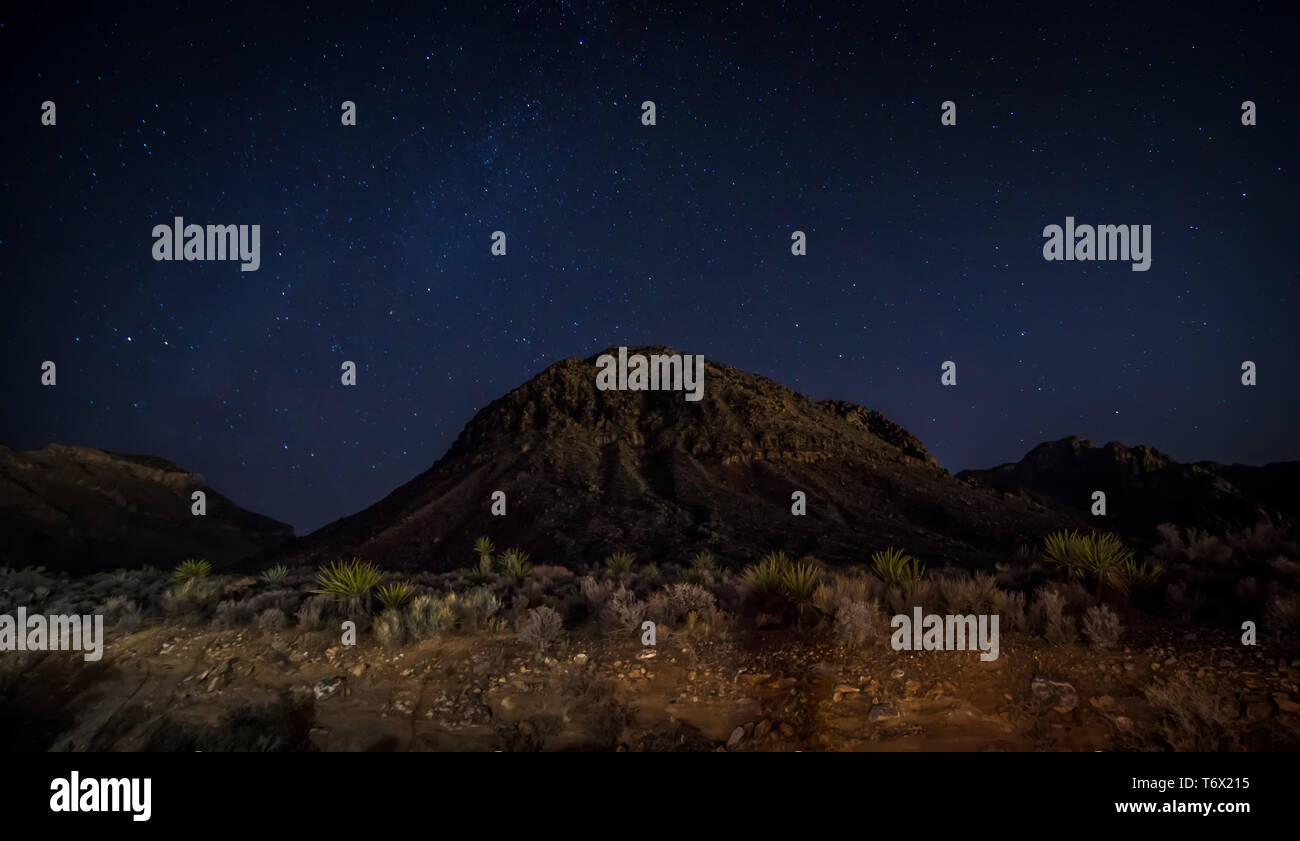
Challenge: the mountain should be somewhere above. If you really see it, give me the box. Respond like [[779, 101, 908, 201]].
[[291, 347, 1081, 572], [956, 436, 1300, 539], [0, 443, 293, 572]]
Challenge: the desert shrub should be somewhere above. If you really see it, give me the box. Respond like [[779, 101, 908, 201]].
[[172, 558, 212, 586], [604, 551, 635, 579], [102, 595, 145, 631], [601, 585, 646, 632], [989, 588, 1027, 632], [940, 571, 997, 613], [295, 595, 331, 630], [260, 564, 289, 586], [654, 583, 716, 627], [889, 576, 939, 615], [311, 558, 383, 613], [1264, 591, 1300, 637], [212, 599, 255, 628], [1082, 604, 1122, 649], [405, 593, 452, 640], [638, 563, 663, 588], [835, 599, 886, 648], [255, 608, 287, 632], [742, 551, 792, 600], [871, 547, 925, 586], [1141, 674, 1243, 751], [518, 606, 564, 651], [454, 586, 501, 633], [374, 608, 405, 648], [376, 582, 413, 611], [580, 575, 615, 615], [1163, 581, 1206, 622], [1031, 587, 1077, 645], [161, 577, 222, 618], [247, 589, 301, 616]]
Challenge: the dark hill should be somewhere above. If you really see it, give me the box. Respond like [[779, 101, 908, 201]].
[[292, 347, 1080, 571]]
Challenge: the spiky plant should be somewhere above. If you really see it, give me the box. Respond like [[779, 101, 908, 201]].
[[260, 563, 289, 586], [497, 547, 533, 581], [376, 581, 413, 611], [781, 561, 821, 607], [604, 551, 635, 579], [465, 554, 494, 585], [474, 536, 495, 566], [743, 551, 792, 599], [172, 558, 212, 585], [311, 557, 383, 612], [689, 550, 720, 577], [1042, 530, 1153, 591], [871, 547, 925, 586]]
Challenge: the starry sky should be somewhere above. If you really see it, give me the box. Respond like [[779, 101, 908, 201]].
[[1, 2, 1296, 535]]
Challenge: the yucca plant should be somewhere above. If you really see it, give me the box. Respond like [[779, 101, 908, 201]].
[[172, 558, 212, 585], [781, 561, 821, 608], [260, 563, 289, 586], [689, 550, 720, 577], [743, 551, 792, 599], [871, 547, 925, 586], [376, 581, 413, 611], [465, 554, 494, 585], [1042, 530, 1150, 591], [604, 551, 635, 579], [474, 536, 495, 567], [497, 547, 533, 581], [311, 557, 384, 613]]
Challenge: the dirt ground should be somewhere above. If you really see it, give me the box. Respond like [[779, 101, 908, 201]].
[[3, 618, 1298, 752]]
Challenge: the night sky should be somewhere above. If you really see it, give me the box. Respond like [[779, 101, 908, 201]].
[[1, 2, 1295, 535]]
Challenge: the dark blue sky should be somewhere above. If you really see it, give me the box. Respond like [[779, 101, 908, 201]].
[[2, 2, 1296, 534]]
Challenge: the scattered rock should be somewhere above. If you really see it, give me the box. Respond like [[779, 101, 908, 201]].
[[726, 726, 745, 749], [573, 653, 588, 665], [868, 703, 900, 722], [1030, 676, 1078, 713], [314, 676, 347, 701]]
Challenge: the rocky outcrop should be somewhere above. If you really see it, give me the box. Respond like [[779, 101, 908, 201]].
[[291, 347, 1078, 571]]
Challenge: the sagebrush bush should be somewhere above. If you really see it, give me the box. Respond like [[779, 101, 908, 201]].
[[255, 607, 287, 632], [453, 586, 500, 633], [940, 571, 997, 613], [1142, 674, 1243, 751], [295, 595, 331, 630], [659, 583, 715, 626], [405, 593, 452, 640], [518, 605, 564, 651], [374, 608, 405, 648], [1032, 587, 1077, 645], [1082, 604, 1122, 649], [989, 588, 1027, 631], [1264, 591, 1300, 636], [835, 599, 886, 648], [212, 599, 255, 628], [601, 585, 645, 632]]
